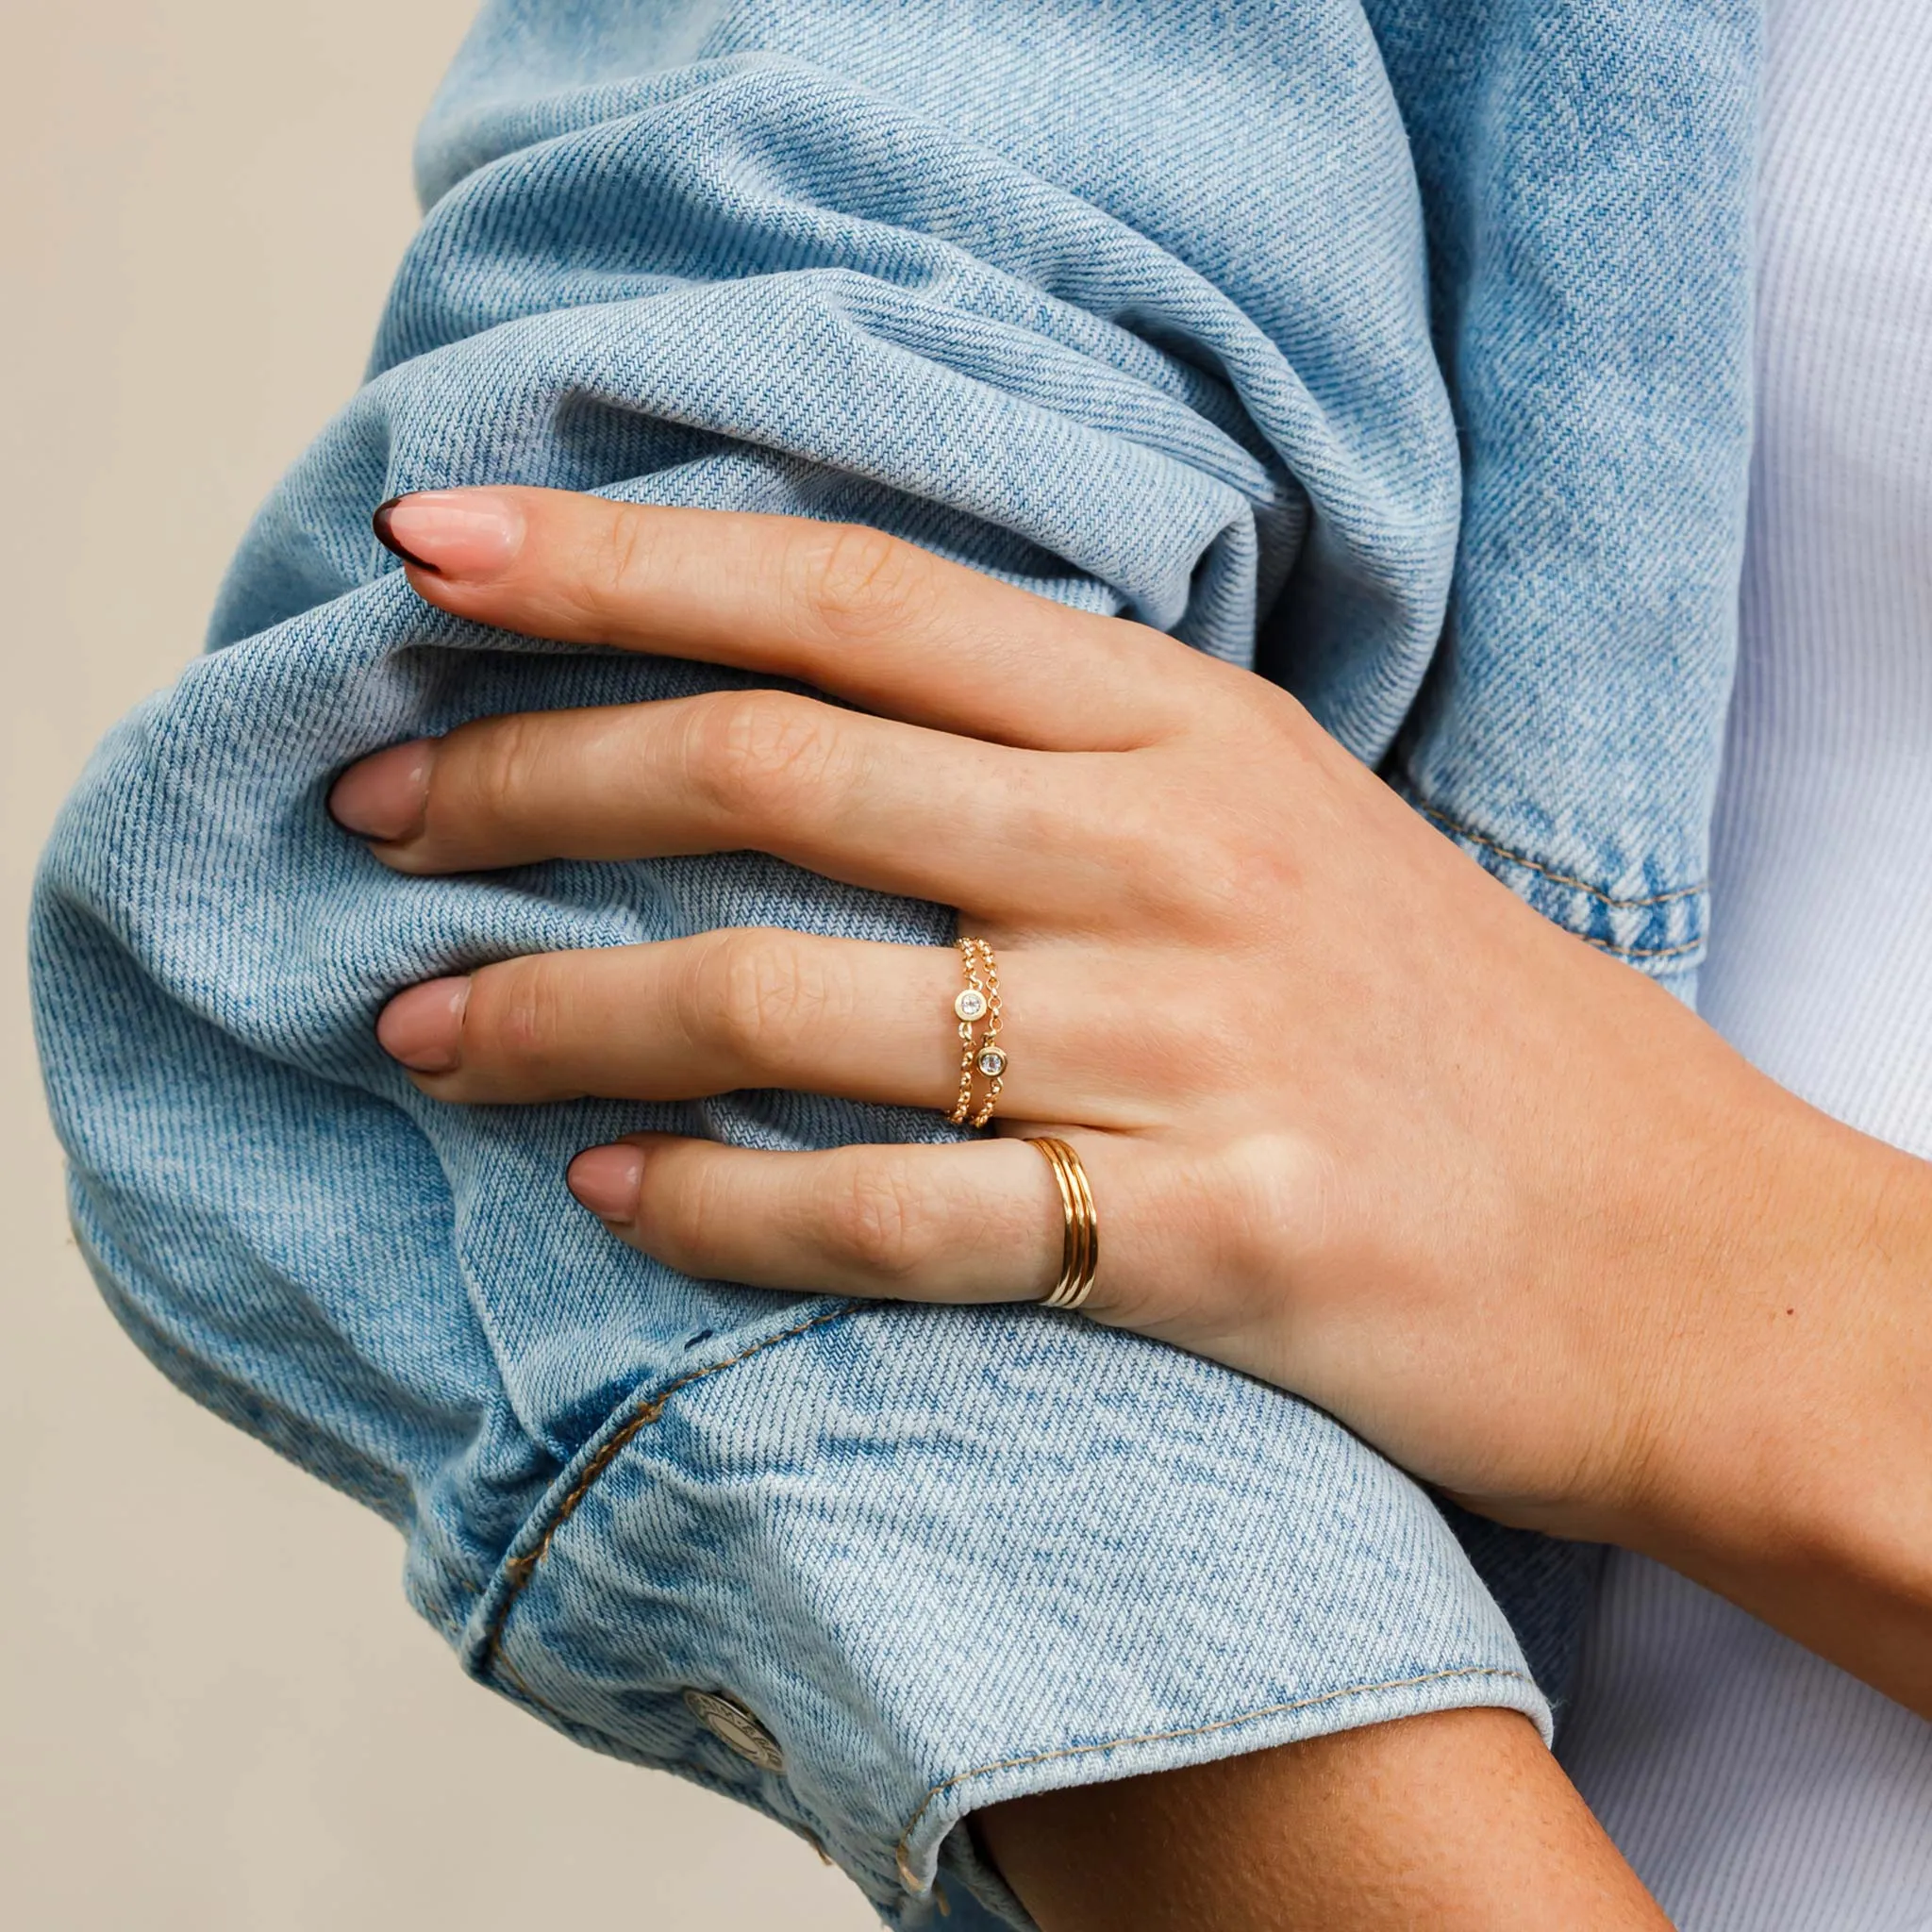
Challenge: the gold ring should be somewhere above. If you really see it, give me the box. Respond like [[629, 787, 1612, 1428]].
[[947, 935, 1007, 1128], [1030, 1137, 1098, 1311]]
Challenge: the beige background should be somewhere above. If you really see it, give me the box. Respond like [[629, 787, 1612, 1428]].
[[0, 6, 876, 1926]]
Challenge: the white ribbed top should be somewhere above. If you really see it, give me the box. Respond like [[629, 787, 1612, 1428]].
[[1557, 2, 1932, 1924]]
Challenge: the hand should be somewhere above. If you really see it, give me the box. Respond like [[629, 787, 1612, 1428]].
[[334, 488, 1932, 1708]]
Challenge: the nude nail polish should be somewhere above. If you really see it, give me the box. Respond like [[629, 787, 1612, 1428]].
[[372, 490, 525, 581], [568, 1145, 645, 1222], [376, 976, 469, 1074], [328, 739, 435, 841]]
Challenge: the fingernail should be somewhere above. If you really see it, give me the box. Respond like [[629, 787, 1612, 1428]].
[[376, 976, 469, 1073], [568, 1144, 644, 1223], [373, 490, 525, 581], [329, 738, 435, 841]]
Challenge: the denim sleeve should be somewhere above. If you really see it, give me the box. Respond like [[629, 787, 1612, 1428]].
[[28, 3, 1763, 1924]]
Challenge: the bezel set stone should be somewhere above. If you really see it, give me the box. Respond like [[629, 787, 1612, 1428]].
[[949, 934, 1006, 1129]]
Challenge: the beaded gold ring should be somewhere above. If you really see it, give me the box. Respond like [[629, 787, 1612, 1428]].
[[946, 935, 1007, 1127]]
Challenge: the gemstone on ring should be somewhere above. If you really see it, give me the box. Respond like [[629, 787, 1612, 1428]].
[[976, 1045, 1008, 1078], [953, 986, 989, 1023]]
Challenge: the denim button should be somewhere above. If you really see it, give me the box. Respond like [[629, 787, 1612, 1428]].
[[683, 1688, 785, 1772]]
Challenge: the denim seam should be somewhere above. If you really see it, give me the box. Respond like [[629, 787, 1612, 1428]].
[[473, 1310, 1538, 1911], [1578, 933, 1707, 962], [1407, 800, 1706, 909], [479, 1299, 864, 1678], [487, 1643, 545, 1709], [891, 1660, 1543, 1894]]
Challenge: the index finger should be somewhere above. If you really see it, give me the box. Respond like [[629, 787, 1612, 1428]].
[[373, 487, 1205, 751]]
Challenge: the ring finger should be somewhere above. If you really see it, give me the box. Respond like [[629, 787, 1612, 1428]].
[[376, 930, 1169, 1127]]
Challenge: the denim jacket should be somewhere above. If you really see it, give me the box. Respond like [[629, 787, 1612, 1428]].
[[31, 3, 1756, 1924]]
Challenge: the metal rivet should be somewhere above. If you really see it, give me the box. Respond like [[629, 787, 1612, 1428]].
[[683, 1688, 785, 1772]]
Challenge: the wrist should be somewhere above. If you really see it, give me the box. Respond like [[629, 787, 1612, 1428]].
[[1575, 1086, 1932, 1701]]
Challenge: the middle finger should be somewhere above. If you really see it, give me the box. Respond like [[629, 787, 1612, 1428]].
[[332, 689, 1133, 922]]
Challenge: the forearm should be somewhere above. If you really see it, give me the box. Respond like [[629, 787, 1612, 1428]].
[[978, 1708, 1666, 1930], [37, 12, 1573, 1924]]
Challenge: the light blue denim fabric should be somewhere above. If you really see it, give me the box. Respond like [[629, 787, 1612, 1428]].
[[31, 4, 1757, 1924]]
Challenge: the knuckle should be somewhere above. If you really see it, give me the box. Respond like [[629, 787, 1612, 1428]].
[[466, 955, 569, 1072], [823, 1159, 934, 1283], [447, 709, 550, 830], [1109, 787, 1239, 925], [591, 502, 653, 608], [688, 930, 835, 1062], [1207, 1134, 1328, 1278], [793, 523, 924, 641], [647, 1154, 727, 1274], [683, 690, 839, 820]]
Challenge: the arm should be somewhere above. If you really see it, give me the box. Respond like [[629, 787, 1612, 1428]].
[[32, 0, 1763, 1920], [31, 6, 1566, 1924], [980, 1709, 1666, 1930], [344, 486, 1932, 1724], [1560, 1089, 1932, 1714]]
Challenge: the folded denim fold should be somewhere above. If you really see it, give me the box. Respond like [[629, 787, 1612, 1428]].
[[32, 3, 1756, 1923]]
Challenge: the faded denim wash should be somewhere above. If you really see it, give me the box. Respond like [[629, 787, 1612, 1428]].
[[31, 3, 1757, 1924]]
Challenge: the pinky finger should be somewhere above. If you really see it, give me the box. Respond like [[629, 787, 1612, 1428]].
[[566, 1131, 1100, 1307]]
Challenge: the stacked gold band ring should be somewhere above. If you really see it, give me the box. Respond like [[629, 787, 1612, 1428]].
[[947, 935, 1007, 1128], [1030, 1137, 1099, 1311]]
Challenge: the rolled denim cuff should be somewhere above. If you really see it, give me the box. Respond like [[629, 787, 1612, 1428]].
[[29, 0, 1761, 1917], [465, 1301, 1546, 1924]]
